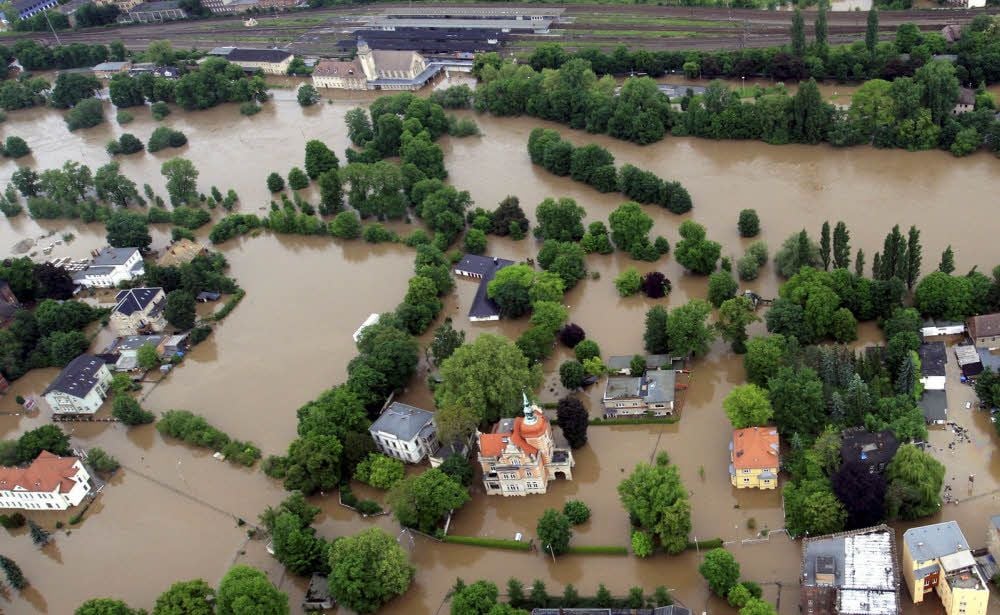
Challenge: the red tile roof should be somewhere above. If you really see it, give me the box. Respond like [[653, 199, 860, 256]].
[[732, 427, 779, 470], [478, 411, 549, 458], [0, 451, 81, 494], [478, 433, 506, 458]]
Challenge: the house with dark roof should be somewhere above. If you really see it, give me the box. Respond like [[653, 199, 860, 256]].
[[967, 313, 1000, 349], [224, 48, 294, 74], [602, 370, 677, 417], [919, 342, 947, 391], [72, 247, 144, 289], [3, 0, 58, 21], [0, 451, 92, 510], [111, 287, 167, 336], [902, 521, 988, 615], [954, 87, 976, 115], [453, 254, 514, 322], [121, 0, 187, 23], [43, 354, 113, 414], [919, 390, 948, 425], [801, 525, 900, 615], [840, 428, 899, 475], [369, 402, 439, 464]]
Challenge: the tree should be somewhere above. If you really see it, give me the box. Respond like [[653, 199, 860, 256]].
[[487, 265, 536, 319], [28, 520, 50, 546], [330, 211, 361, 239], [563, 500, 590, 525], [297, 84, 320, 107], [137, 343, 160, 370], [534, 197, 585, 242], [164, 290, 196, 330], [608, 202, 652, 253], [64, 97, 105, 131], [216, 565, 288, 615], [769, 367, 825, 438], [354, 453, 404, 489], [775, 230, 820, 278], [832, 221, 850, 269], [388, 468, 469, 533], [271, 512, 327, 576], [317, 169, 343, 216], [282, 433, 343, 495], [153, 579, 214, 615], [537, 241, 586, 290], [886, 443, 944, 520], [112, 396, 154, 425], [288, 167, 309, 191], [0, 555, 27, 590], [618, 453, 691, 554], [707, 271, 738, 308], [865, 7, 879, 56], [328, 528, 414, 614], [818, 221, 831, 270], [559, 360, 585, 390], [87, 447, 120, 474], [741, 599, 778, 615], [558, 324, 585, 348], [832, 462, 887, 529], [737, 209, 760, 237], [75, 598, 145, 615], [160, 158, 198, 206], [915, 60, 960, 126], [345, 107, 374, 146], [94, 162, 139, 207], [450, 580, 499, 615], [791, 9, 806, 58], [667, 300, 715, 357], [914, 271, 971, 320], [429, 318, 465, 368], [723, 384, 773, 428], [699, 548, 740, 597], [642, 272, 670, 299], [615, 268, 642, 297], [109, 74, 144, 108], [644, 306, 670, 354], [537, 509, 572, 555], [556, 396, 588, 448], [16, 425, 71, 463], [11, 167, 40, 197], [784, 478, 847, 536], [717, 296, 758, 354], [266, 172, 285, 193], [631, 530, 654, 558], [304, 139, 339, 180], [815, 2, 828, 55], [938, 245, 955, 274], [106, 210, 151, 250], [675, 220, 721, 275], [3, 135, 30, 158]]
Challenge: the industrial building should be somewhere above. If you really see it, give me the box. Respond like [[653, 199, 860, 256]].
[[367, 6, 563, 34]]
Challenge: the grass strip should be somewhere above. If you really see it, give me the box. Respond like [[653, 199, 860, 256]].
[[443, 535, 532, 551], [567, 545, 629, 555]]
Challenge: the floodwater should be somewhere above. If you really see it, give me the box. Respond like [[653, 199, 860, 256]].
[[0, 89, 999, 614]]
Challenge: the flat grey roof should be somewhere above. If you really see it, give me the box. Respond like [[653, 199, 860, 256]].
[[607, 354, 670, 371], [604, 376, 641, 400], [918, 342, 947, 377], [370, 402, 434, 441], [112, 335, 164, 352], [918, 390, 948, 422], [383, 6, 563, 16], [92, 246, 139, 267], [645, 370, 676, 403], [369, 17, 552, 29], [802, 525, 898, 615], [227, 48, 292, 63], [903, 521, 969, 563]]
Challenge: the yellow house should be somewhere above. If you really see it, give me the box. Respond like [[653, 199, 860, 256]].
[[729, 427, 779, 489], [902, 521, 989, 615]]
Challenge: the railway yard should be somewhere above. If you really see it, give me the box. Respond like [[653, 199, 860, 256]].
[[0, 2, 991, 57]]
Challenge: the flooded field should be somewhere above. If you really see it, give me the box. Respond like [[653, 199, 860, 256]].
[[0, 93, 999, 614]]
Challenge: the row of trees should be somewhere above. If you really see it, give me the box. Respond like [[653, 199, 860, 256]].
[[0, 297, 102, 381], [527, 128, 692, 213], [108, 58, 269, 111], [448, 578, 676, 615]]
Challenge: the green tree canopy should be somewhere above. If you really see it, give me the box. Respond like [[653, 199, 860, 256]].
[[152, 579, 214, 615], [723, 384, 774, 428], [216, 565, 288, 615], [387, 468, 470, 533], [328, 528, 415, 614], [699, 548, 741, 597], [617, 454, 691, 554]]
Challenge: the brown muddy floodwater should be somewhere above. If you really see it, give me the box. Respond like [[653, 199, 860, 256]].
[[0, 89, 999, 614]]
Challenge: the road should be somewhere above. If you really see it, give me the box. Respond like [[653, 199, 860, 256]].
[[1, 2, 993, 56]]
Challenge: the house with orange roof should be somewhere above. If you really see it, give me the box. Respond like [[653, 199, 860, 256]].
[[477, 394, 574, 496], [729, 427, 779, 490], [0, 451, 92, 510]]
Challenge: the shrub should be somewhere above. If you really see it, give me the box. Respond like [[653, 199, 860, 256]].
[[563, 500, 591, 525], [559, 360, 586, 389], [615, 268, 642, 297], [151, 101, 170, 120], [220, 440, 262, 466], [641, 272, 670, 298], [0, 513, 26, 529], [558, 323, 585, 348], [112, 396, 154, 425], [443, 535, 532, 550], [65, 97, 104, 131], [330, 211, 362, 239], [3, 136, 30, 158], [239, 101, 261, 116], [147, 126, 186, 152], [353, 453, 405, 489], [574, 339, 600, 362], [362, 223, 397, 243], [288, 167, 309, 190], [632, 530, 654, 558], [738, 209, 760, 237], [87, 447, 119, 473], [746, 240, 768, 266], [463, 228, 487, 254], [116, 110, 133, 124], [356, 500, 383, 515]]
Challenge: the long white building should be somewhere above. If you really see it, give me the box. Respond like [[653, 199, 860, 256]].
[[72, 247, 144, 289], [0, 451, 92, 510]]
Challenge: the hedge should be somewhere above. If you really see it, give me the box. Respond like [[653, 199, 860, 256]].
[[443, 535, 532, 551], [566, 545, 628, 555], [685, 538, 724, 550]]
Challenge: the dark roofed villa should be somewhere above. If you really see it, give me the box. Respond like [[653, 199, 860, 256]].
[[453, 254, 514, 321], [114, 287, 164, 316], [840, 428, 899, 474]]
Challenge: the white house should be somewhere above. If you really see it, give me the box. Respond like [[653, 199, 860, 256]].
[[369, 402, 439, 464], [0, 451, 92, 510], [43, 354, 113, 415], [72, 247, 144, 289], [111, 287, 167, 336]]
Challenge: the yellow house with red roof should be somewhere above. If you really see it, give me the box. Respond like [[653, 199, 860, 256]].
[[476, 395, 574, 496], [730, 427, 780, 490]]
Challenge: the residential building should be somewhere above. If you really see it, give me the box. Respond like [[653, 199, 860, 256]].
[[110, 287, 167, 336], [120, 0, 186, 23], [42, 354, 113, 415], [601, 370, 676, 417], [92, 61, 132, 79], [729, 427, 779, 490], [840, 428, 899, 474], [919, 342, 947, 391], [3, 0, 58, 21], [967, 313, 1000, 349], [453, 254, 514, 321], [312, 59, 369, 90], [902, 521, 989, 615], [303, 574, 334, 611], [800, 525, 900, 615], [531, 608, 689, 615], [203, 0, 259, 12], [953, 88, 976, 114], [0, 451, 92, 510], [72, 246, 144, 289], [919, 390, 948, 425], [0, 279, 21, 324], [477, 394, 574, 496], [606, 354, 670, 376], [921, 320, 965, 338], [368, 402, 439, 464], [109, 334, 165, 371], [225, 48, 293, 75], [955, 345, 983, 378]]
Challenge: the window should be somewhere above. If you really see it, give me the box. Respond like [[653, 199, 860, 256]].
[[743, 478, 750, 483]]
